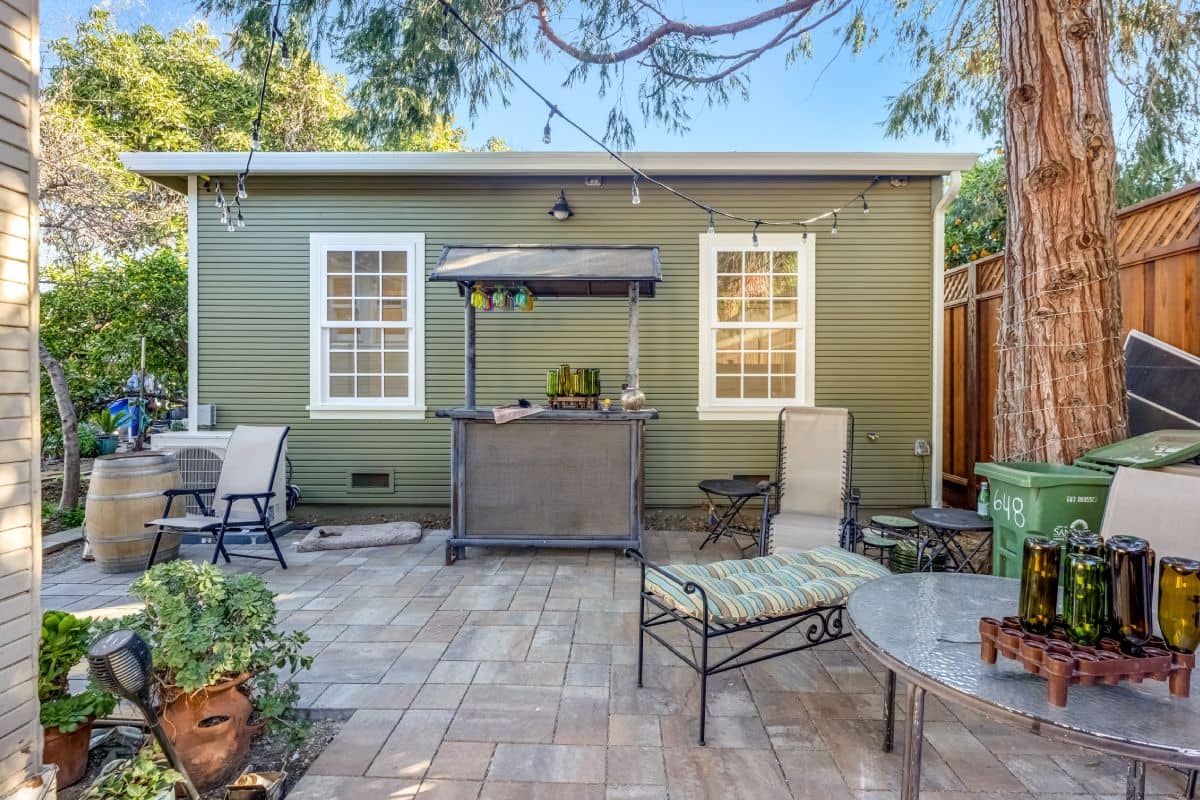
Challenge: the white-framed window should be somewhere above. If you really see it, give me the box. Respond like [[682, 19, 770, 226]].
[[308, 232, 426, 419], [697, 233, 815, 420]]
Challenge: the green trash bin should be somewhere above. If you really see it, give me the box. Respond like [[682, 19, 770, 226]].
[[974, 463, 1112, 578], [977, 430, 1200, 578]]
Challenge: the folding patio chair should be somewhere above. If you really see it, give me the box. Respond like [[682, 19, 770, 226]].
[[763, 406, 859, 554], [145, 425, 291, 570]]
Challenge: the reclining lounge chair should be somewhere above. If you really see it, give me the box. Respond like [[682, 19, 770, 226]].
[[626, 405, 885, 745]]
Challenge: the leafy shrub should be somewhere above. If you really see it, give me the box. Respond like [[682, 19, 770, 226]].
[[77, 423, 100, 458], [81, 749, 181, 800], [38, 611, 115, 732], [42, 502, 85, 529], [88, 408, 129, 435], [42, 431, 63, 459], [105, 561, 311, 736]]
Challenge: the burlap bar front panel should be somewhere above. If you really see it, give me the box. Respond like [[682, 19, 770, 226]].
[[459, 418, 637, 539]]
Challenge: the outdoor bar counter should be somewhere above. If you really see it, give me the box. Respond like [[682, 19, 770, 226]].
[[430, 243, 662, 563], [437, 407, 658, 560]]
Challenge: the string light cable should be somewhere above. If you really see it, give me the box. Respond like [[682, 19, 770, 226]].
[[210, 0, 286, 230], [436, 0, 875, 236]]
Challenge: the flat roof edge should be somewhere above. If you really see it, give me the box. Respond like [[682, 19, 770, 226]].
[[119, 150, 980, 179]]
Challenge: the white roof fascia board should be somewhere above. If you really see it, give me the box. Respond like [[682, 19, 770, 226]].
[[120, 150, 980, 180]]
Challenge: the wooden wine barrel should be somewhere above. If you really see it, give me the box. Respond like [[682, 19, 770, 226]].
[[85, 452, 183, 572]]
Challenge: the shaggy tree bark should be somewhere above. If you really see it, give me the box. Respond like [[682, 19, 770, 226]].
[[39, 342, 81, 510], [995, 0, 1128, 462]]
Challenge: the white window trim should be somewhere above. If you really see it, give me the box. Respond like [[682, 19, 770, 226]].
[[308, 232, 426, 420], [697, 232, 816, 421]]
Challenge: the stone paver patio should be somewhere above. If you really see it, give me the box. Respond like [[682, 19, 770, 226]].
[[45, 529, 1193, 799]]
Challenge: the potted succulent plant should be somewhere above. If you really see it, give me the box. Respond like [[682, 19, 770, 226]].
[[88, 409, 129, 456], [39, 611, 117, 787], [105, 561, 311, 790], [81, 748, 182, 800]]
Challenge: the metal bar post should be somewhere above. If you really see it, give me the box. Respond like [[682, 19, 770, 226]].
[[901, 683, 926, 800], [464, 286, 477, 408], [627, 281, 640, 387], [1126, 760, 1146, 800]]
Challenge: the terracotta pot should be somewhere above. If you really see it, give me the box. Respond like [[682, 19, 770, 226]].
[[160, 673, 260, 791], [43, 719, 93, 788]]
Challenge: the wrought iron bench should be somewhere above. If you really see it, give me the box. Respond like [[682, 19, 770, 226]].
[[625, 545, 891, 744]]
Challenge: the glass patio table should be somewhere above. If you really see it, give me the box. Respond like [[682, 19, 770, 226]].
[[847, 573, 1200, 800]]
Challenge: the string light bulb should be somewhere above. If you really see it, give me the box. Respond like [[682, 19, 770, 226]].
[[752, 221, 761, 247], [279, 41, 291, 69], [220, 204, 230, 225], [236, 206, 246, 229], [433, 2, 880, 241], [706, 210, 715, 234], [226, 206, 236, 232], [236, 173, 248, 201], [543, 107, 555, 145], [250, 124, 261, 151], [213, 179, 224, 208]]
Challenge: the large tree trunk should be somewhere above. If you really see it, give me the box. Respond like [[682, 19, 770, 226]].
[[38, 342, 80, 510], [995, 0, 1127, 462]]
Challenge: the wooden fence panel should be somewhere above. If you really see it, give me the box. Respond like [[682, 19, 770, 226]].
[[942, 182, 1200, 508]]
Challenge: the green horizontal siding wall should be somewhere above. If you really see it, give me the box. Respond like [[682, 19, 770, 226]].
[[196, 173, 936, 508]]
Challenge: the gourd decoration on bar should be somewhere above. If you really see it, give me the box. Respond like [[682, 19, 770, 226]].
[[1106, 535, 1156, 655], [1062, 553, 1106, 646], [469, 283, 535, 312], [1018, 536, 1061, 635], [1158, 557, 1200, 654]]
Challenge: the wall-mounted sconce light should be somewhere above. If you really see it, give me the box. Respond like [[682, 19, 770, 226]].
[[548, 190, 574, 221]]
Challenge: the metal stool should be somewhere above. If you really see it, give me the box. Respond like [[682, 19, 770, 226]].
[[861, 514, 918, 566], [698, 479, 768, 554]]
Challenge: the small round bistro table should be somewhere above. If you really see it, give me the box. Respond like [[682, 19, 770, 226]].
[[698, 479, 769, 553], [910, 507, 994, 573], [847, 573, 1200, 800]]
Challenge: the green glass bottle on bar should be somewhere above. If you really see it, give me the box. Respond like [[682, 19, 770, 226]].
[[1019, 536, 1061, 635], [1158, 557, 1200, 654], [1062, 553, 1106, 646], [1106, 535, 1155, 655]]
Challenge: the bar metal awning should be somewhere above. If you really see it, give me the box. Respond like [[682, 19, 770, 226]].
[[430, 244, 661, 297]]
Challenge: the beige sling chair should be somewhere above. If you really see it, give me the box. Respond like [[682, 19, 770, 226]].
[[764, 406, 859, 554], [146, 425, 291, 569], [1099, 465, 1200, 798]]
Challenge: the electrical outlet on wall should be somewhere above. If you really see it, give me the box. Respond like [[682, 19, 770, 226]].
[[914, 439, 931, 456]]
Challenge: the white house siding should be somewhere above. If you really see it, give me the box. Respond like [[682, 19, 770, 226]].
[[0, 0, 40, 796]]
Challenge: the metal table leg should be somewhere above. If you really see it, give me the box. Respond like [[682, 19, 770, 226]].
[[700, 491, 756, 550], [1126, 760, 1146, 800], [883, 669, 896, 752], [901, 683, 926, 800]]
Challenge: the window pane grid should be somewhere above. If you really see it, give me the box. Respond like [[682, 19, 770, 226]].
[[712, 248, 803, 402], [323, 246, 413, 402]]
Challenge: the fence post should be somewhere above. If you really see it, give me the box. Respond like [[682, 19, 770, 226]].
[[965, 260, 980, 507]]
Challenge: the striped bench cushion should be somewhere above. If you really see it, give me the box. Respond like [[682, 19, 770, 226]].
[[644, 546, 890, 625]]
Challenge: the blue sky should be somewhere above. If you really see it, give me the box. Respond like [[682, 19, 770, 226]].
[[40, 0, 991, 156]]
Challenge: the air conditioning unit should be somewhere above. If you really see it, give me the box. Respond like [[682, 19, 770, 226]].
[[150, 431, 289, 543]]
